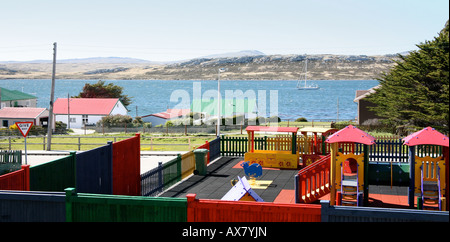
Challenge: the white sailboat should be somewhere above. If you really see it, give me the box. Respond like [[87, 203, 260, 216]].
[[297, 57, 319, 90]]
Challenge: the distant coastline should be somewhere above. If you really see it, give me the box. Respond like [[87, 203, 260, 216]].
[[1, 53, 398, 81]]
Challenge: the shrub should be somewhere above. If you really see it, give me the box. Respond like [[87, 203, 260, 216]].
[[295, 117, 308, 122]]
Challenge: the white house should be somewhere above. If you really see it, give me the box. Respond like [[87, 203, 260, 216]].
[[53, 98, 128, 129], [141, 109, 191, 126]]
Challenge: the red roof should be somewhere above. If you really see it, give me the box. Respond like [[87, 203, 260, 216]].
[[402, 127, 449, 147], [145, 109, 191, 119], [246, 126, 299, 133], [53, 98, 120, 115], [0, 107, 47, 119], [326, 125, 376, 145]]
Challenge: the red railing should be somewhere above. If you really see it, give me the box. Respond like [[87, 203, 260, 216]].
[[0, 165, 30, 191], [296, 154, 331, 203], [186, 194, 321, 222]]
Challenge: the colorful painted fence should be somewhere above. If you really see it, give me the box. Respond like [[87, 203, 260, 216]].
[[221, 135, 441, 163], [1, 189, 448, 222], [0, 134, 141, 196], [141, 137, 220, 197]]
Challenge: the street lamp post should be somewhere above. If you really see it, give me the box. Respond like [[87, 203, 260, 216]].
[[217, 68, 226, 137]]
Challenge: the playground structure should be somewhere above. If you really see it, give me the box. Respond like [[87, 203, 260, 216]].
[[294, 125, 449, 211], [403, 127, 448, 211], [298, 127, 337, 167], [0, 125, 449, 222], [244, 126, 300, 169], [325, 125, 376, 206]]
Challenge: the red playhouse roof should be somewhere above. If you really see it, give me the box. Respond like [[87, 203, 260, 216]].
[[402, 127, 449, 147], [325, 125, 376, 145], [246, 126, 299, 133]]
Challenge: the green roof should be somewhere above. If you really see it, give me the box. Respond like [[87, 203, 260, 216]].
[[191, 98, 257, 116], [0, 87, 37, 101]]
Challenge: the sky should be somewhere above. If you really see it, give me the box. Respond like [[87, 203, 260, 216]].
[[0, 0, 448, 62]]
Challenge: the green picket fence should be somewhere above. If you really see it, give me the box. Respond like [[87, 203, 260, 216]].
[[0, 150, 22, 175]]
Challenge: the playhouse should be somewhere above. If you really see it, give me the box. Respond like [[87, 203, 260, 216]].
[[402, 127, 448, 210], [298, 127, 337, 167], [221, 176, 264, 202], [325, 125, 376, 206], [244, 126, 300, 169]]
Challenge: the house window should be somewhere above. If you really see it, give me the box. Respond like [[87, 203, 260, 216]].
[[69, 118, 76, 123], [82, 115, 88, 124]]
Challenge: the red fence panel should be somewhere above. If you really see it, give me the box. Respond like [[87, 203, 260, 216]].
[[112, 133, 141, 196], [0, 165, 30, 191], [186, 194, 321, 222]]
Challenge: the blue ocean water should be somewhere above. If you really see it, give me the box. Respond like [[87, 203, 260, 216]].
[[0, 79, 378, 121]]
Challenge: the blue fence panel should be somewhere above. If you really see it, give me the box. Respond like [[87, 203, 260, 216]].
[[320, 200, 449, 222], [209, 137, 220, 161], [0, 190, 65, 222], [76, 143, 113, 194], [141, 162, 164, 197]]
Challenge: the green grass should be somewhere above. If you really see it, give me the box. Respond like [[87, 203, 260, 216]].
[[0, 133, 217, 151]]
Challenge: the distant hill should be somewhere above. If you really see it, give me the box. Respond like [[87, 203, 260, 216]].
[[200, 50, 265, 59], [0, 57, 153, 64], [0, 51, 402, 80]]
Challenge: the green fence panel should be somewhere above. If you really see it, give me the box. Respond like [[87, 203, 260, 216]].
[[30, 152, 76, 192], [162, 155, 182, 190], [65, 188, 187, 222], [368, 162, 410, 186]]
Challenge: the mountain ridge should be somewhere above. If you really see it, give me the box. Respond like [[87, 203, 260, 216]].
[[1, 51, 401, 80]]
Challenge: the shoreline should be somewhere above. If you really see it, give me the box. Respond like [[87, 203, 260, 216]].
[[0, 78, 378, 81]]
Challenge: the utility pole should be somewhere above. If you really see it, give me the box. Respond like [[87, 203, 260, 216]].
[[67, 93, 70, 129], [217, 68, 226, 137], [46, 42, 57, 151]]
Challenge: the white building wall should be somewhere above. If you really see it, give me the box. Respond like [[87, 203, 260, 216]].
[[110, 101, 128, 115], [56, 114, 104, 129]]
